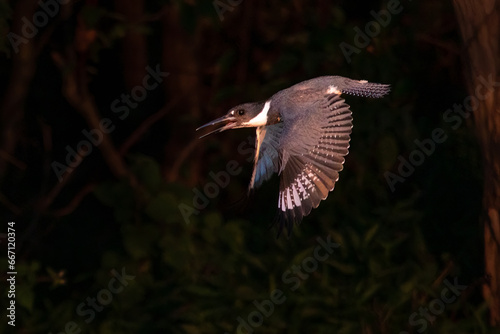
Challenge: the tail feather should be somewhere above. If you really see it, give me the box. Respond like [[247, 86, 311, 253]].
[[339, 78, 391, 98]]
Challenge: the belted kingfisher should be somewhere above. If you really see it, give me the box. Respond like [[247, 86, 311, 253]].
[[197, 76, 390, 235]]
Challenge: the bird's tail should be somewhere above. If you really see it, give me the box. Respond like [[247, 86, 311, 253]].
[[338, 78, 391, 98]]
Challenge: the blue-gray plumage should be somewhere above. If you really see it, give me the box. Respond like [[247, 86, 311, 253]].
[[197, 76, 390, 236]]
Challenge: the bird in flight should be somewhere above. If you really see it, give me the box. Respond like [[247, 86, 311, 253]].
[[197, 76, 390, 236]]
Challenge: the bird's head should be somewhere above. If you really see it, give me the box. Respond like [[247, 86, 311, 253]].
[[197, 101, 271, 138]]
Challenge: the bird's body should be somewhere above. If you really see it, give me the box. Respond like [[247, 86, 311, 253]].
[[197, 76, 390, 235]]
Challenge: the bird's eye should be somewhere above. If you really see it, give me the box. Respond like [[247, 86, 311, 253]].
[[238, 109, 245, 116]]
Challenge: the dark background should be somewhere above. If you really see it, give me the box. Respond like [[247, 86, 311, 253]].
[[0, 0, 496, 333]]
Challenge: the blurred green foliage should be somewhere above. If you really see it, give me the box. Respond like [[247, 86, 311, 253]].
[[0, 0, 494, 333]]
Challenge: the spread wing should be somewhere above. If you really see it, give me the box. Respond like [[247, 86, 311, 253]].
[[248, 123, 284, 190], [276, 93, 352, 235]]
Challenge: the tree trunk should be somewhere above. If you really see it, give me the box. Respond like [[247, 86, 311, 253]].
[[0, 0, 39, 179], [453, 0, 500, 326], [114, 0, 148, 90]]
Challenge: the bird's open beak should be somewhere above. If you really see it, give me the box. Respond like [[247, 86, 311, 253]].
[[196, 114, 238, 138]]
